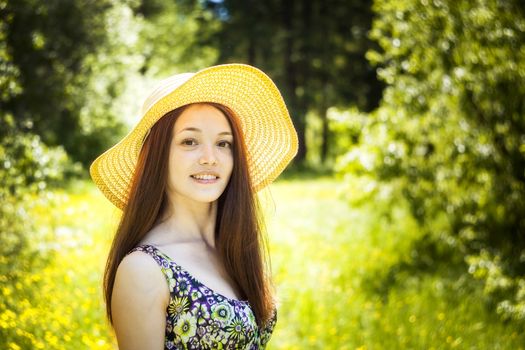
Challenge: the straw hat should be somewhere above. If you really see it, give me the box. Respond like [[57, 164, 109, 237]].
[[90, 63, 298, 210]]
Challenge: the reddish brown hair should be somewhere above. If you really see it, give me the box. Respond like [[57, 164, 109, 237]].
[[103, 102, 274, 327]]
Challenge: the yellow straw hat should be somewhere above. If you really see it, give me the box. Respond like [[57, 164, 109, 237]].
[[90, 63, 298, 210]]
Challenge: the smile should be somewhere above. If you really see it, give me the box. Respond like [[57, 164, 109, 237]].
[[191, 174, 218, 180]]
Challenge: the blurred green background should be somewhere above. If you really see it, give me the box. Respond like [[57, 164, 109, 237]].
[[1, 0, 524, 349]]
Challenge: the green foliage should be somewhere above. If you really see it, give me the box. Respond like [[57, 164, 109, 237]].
[[135, 0, 219, 76], [0, 112, 72, 349], [337, 0, 525, 322], [3, 0, 525, 346], [0, 0, 137, 349], [0, 32, 72, 347], [1, 0, 143, 165]]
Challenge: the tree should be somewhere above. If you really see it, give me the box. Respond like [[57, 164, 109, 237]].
[[0, 0, 142, 346], [199, 0, 383, 166], [133, 0, 219, 76], [339, 0, 525, 321], [1, 0, 142, 166]]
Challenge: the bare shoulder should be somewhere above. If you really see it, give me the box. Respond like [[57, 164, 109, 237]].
[[111, 250, 168, 350], [113, 250, 169, 307], [116, 250, 165, 285]]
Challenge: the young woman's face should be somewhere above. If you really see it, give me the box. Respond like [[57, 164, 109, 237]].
[[166, 104, 234, 205]]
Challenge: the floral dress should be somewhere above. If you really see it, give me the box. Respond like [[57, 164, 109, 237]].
[[130, 244, 277, 350]]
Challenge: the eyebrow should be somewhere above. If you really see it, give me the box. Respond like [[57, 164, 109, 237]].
[[177, 127, 232, 136]]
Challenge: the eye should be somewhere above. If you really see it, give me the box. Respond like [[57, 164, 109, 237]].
[[181, 138, 197, 146], [218, 140, 232, 148]]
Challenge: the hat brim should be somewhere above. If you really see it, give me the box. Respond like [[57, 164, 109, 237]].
[[89, 64, 298, 210]]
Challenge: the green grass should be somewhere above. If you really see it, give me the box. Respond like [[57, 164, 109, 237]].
[[21, 176, 525, 349], [263, 176, 524, 349]]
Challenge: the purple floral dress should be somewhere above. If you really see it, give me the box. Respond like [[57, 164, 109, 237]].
[[130, 244, 277, 350]]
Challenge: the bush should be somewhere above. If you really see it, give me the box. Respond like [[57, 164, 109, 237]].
[[336, 0, 525, 322], [0, 112, 72, 348]]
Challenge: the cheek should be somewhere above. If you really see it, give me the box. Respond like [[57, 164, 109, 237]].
[[169, 149, 195, 167], [167, 151, 190, 182]]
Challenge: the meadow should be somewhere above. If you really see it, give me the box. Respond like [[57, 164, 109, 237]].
[[22, 175, 524, 349]]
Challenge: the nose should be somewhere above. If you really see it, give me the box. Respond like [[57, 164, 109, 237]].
[[199, 144, 218, 165]]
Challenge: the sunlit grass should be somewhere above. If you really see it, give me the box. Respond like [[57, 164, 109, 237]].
[[26, 176, 525, 349], [263, 176, 524, 350]]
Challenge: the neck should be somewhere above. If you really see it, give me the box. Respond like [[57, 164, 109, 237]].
[[159, 196, 218, 248]]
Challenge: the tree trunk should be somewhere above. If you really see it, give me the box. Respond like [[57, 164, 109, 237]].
[[319, 0, 330, 164], [282, 0, 306, 163], [320, 104, 329, 163], [245, 0, 256, 64]]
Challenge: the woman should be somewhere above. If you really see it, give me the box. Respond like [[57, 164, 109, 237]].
[[90, 64, 298, 349]]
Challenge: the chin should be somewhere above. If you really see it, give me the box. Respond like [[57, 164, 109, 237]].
[[195, 195, 219, 202], [191, 190, 225, 203]]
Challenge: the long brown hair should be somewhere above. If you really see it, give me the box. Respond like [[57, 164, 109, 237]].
[[103, 102, 274, 327]]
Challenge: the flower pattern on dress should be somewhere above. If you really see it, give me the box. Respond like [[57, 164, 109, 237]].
[[130, 244, 277, 350]]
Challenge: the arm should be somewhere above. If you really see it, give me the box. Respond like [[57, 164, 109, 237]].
[[111, 251, 169, 350]]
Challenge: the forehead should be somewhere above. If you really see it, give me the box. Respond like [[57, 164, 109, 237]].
[[174, 104, 232, 132]]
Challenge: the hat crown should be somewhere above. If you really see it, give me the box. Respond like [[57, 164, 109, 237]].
[[140, 72, 195, 116]]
